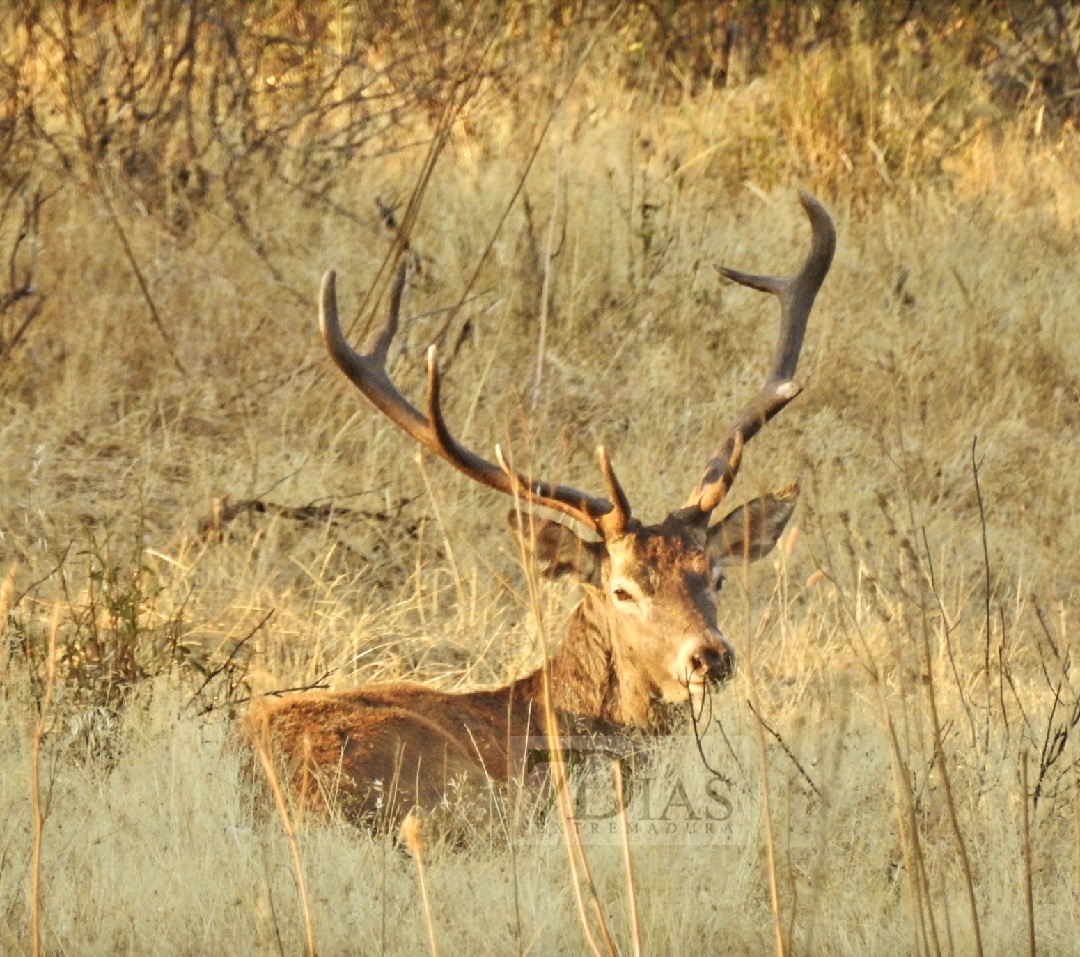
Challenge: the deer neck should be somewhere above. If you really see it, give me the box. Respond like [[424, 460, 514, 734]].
[[515, 591, 674, 734]]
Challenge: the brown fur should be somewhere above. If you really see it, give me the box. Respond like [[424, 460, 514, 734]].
[[243, 506, 795, 828]]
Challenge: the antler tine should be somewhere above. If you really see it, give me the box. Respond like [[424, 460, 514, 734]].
[[596, 446, 631, 537], [685, 191, 835, 517], [320, 266, 619, 533], [369, 256, 409, 364]]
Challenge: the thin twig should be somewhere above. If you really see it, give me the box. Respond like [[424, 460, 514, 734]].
[[29, 603, 60, 957], [899, 424, 981, 957], [252, 725, 317, 957], [93, 168, 187, 375], [402, 815, 440, 957], [739, 558, 786, 957], [685, 682, 738, 787], [1033, 676, 1080, 813], [999, 607, 1010, 743], [1020, 751, 1036, 957], [345, 18, 495, 348], [184, 609, 273, 712], [971, 436, 992, 753], [261, 670, 334, 699], [1032, 600, 1062, 662], [613, 760, 642, 957], [921, 527, 977, 748], [0, 297, 45, 365], [530, 153, 561, 413], [6, 544, 72, 615], [747, 699, 821, 798]]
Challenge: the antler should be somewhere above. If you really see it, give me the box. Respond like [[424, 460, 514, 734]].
[[319, 261, 631, 537], [683, 190, 836, 516]]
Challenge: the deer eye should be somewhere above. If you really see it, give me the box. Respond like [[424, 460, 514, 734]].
[[613, 587, 635, 603]]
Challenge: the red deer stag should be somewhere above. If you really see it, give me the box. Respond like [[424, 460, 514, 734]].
[[247, 191, 835, 827]]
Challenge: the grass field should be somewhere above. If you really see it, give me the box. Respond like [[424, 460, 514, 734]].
[[2, 3, 1080, 954]]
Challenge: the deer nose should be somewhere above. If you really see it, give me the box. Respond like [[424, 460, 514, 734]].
[[681, 638, 736, 685]]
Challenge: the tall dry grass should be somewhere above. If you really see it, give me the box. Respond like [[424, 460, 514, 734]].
[[2, 2, 1080, 954]]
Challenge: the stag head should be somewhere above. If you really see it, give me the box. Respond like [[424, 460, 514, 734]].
[[319, 192, 835, 708]]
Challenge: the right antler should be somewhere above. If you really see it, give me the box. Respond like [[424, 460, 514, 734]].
[[319, 262, 631, 537], [683, 191, 836, 517]]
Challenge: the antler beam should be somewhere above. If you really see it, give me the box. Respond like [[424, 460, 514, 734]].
[[319, 262, 630, 536], [684, 190, 836, 516]]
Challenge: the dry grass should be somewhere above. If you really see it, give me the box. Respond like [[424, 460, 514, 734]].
[[2, 3, 1080, 954]]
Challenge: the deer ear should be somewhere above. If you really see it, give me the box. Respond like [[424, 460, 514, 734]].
[[507, 512, 604, 586], [707, 483, 799, 566]]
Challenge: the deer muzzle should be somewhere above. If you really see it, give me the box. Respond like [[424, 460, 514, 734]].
[[677, 635, 736, 687]]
